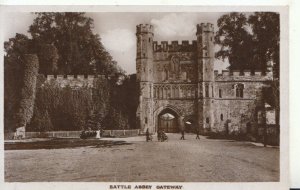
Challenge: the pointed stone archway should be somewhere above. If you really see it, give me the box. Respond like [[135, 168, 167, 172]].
[[158, 108, 179, 133], [153, 105, 184, 133]]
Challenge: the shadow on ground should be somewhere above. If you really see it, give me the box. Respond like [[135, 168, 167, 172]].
[[5, 138, 132, 150]]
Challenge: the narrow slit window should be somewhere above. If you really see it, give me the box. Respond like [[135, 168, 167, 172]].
[[236, 84, 244, 98], [205, 84, 209, 97]]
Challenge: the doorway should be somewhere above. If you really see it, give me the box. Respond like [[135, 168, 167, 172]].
[[158, 108, 179, 133]]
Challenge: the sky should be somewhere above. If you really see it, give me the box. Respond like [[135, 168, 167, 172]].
[[2, 12, 229, 74]]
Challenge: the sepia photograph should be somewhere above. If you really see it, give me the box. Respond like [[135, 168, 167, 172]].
[[0, 4, 290, 190]]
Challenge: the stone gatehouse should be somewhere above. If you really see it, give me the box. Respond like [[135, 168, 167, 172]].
[[136, 23, 273, 134]]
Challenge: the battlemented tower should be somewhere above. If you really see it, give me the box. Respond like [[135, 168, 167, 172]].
[[136, 24, 155, 132], [196, 23, 215, 133], [136, 22, 271, 137]]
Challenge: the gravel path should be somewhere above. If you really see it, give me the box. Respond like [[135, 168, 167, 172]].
[[5, 134, 279, 182]]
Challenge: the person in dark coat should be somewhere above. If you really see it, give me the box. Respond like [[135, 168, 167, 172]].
[[161, 130, 168, 142], [180, 130, 185, 140], [146, 128, 150, 142], [196, 129, 200, 140], [157, 130, 161, 141]]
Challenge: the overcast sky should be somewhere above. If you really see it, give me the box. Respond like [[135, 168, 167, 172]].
[[3, 12, 229, 74]]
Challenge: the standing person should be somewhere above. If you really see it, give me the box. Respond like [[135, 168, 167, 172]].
[[180, 130, 185, 140], [157, 130, 161, 141], [146, 128, 150, 142], [96, 122, 101, 139], [196, 129, 200, 140], [96, 128, 101, 139], [161, 130, 167, 142]]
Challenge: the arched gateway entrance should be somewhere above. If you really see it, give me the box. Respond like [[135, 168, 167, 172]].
[[153, 106, 184, 133], [158, 108, 179, 133]]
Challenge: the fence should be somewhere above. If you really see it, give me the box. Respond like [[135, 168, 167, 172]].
[[4, 129, 140, 140]]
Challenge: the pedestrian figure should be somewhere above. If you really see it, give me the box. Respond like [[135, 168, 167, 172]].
[[96, 129, 101, 139], [180, 130, 185, 140], [146, 128, 150, 142], [161, 130, 168, 142], [157, 130, 161, 141], [196, 129, 200, 140]]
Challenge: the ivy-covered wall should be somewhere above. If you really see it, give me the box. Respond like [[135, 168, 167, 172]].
[[26, 74, 138, 132]]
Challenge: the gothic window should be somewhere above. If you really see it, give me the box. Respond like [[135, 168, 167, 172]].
[[219, 89, 222, 98], [164, 68, 169, 80], [167, 88, 171, 98], [163, 87, 167, 99], [187, 88, 191, 98], [236, 83, 244, 98], [158, 88, 161, 99], [145, 117, 148, 124], [220, 114, 223, 121], [205, 84, 209, 97], [173, 86, 179, 98], [206, 117, 209, 124], [163, 43, 167, 51], [159, 88, 161, 98]]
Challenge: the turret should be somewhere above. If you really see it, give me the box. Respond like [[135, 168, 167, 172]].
[[196, 23, 215, 81], [136, 24, 155, 133], [196, 23, 215, 134], [136, 24, 154, 82]]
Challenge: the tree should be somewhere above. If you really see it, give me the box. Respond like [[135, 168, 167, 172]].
[[38, 44, 59, 74], [215, 13, 254, 72], [248, 12, 280, 76], [29, 12, 123, 75], [215, 12, 280, 75], [249, 12, 280, 129], [4, 34, 34, 132]]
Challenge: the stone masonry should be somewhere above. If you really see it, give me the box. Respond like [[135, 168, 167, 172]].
[[136, 23, 273, 134]]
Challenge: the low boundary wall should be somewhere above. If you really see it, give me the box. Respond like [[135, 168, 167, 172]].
[[4, 129, 140, 140]]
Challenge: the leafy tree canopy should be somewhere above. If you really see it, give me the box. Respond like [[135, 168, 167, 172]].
[[215, 12, 279, 76], [14, 12, 123, 75]]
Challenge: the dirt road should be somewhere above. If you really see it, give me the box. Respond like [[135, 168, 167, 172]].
[[5, 134, 279, 182]]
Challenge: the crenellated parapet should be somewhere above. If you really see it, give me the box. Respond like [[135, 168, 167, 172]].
[[136, 24, 154, 34], [196, 23, 214, 34], [44, 74, 110, 88], [153, 40, 197, 52], [214, 70, 273, 81]]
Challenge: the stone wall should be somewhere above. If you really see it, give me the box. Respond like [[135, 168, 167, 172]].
[[44, 75, 109, 88], [153, 52, 197, 83], [212, 71, 272, 135], [136, 23, 275, 141]]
